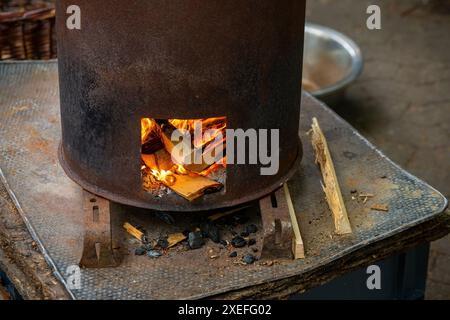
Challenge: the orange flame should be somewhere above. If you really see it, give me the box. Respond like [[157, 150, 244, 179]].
[[151, 169, 176, 186], [168, 117, 226, 149], [141, 117, 226, 189], [141, 118, 157, 144]]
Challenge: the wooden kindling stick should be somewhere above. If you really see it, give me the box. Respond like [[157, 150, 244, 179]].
[[283, 184, 305, 259], [310, 117, 352, 235]]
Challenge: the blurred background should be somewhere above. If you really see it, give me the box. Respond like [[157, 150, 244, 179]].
[[0, 0, 449, 299], [305, 0, 450, 299]]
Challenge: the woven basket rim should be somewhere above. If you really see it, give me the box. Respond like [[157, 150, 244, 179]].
[[0, 5, 54, 23]]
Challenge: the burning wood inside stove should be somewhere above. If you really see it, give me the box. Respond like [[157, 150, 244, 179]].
[[141, 117, 226, 201]]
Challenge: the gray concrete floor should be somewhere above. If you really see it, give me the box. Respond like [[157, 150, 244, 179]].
[[307, 0, 450, 299]]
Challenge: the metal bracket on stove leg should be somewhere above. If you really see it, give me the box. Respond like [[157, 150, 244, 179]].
[[79, 190, 121, 268], [259, 186, 294, 260]]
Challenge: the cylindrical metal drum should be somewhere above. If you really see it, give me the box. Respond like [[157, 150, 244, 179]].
[[56, 0, 305, 211]]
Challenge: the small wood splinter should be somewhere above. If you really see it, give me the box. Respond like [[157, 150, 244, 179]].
[[310, 117, 352, 235], [284, 184, 305, 259], [371, 204, 389, 212]]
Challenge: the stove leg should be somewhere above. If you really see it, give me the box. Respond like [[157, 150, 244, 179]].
[[259, 186, 294, 260], [79, 190, 121, 268]]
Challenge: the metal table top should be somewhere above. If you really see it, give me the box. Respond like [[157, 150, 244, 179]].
[[0, 61, 447, 300]]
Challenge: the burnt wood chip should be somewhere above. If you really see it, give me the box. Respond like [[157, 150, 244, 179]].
[[188, 231, 204, 249], [134, 247, 146, 256], [219, 240, 228, 246], [251, 247, 258, 253], [136, 225, 149, 244], [245, 224, 258, 234], [248, 238, 256, 246], [157, 238, 169, 249], [240, 231, 249, 237], [231, 236, 247, 248], [371, 204, 389, 212], [229, 251, 238, 258], [242, 254, 256, 265]]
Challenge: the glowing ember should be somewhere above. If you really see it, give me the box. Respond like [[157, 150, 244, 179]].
[[141, 118, 158, 144], [175, 164, 188, 175], [151, 169, 176, 186]]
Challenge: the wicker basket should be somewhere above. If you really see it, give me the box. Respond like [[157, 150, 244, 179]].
[[0, 0, 56, 60]]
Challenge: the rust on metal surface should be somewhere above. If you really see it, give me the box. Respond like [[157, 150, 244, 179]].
[[259, 187, 294, 260], [79, 190, 121, 268], [56, 0, 306, 211]]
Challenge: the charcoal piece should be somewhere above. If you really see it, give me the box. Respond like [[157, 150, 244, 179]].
[[240, 231, 249, 237], [147, 250, 162, 258], [134, 247, 146, 256], [188, 231, 204, 249], [229, 251, 238, 258], [246, 224, 258, 234], [208, 224, 221, 243], [251, 247, 258, 253], [201, 221, 221, 243], [157, 238, 169, 249], [231, 236, 247, 248], [220, 240, 228, 246], [242, 254, 256, 265], [248, 238, 256, 246]]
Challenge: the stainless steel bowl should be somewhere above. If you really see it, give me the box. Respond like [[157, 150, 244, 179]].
[[303, 23, 363, 104]]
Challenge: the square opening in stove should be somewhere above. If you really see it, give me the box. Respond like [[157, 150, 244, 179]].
[[141, 117, 227, 201]]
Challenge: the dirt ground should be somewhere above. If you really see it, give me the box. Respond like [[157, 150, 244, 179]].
[[307, 0, 450, 299]]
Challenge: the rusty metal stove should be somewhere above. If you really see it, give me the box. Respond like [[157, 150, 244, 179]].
[[55, 1, 306, 266]]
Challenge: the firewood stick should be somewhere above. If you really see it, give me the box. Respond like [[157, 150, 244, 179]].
[[310, 117, 352, 235], [283, 184, 305, 259], [161, 129, 215, 173], [167, 233, 187, 248], [142, 154, 157, 170], [203, 136, 226, 161], [123, 222, 145, 242], [168, 173, 222, 201], [154, 149, 223, 201]]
